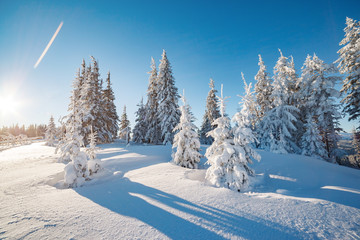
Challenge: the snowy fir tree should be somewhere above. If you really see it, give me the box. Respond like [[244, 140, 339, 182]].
[[199, 78, 221, 144], [337, 17, 360, 129], [89, 56, 111, 144], [172, 90, 201, 169], [145, 57, 161, 144], [77, 57, 112, 145], [102, 71, 119, 141], [205, 85, 255, 192], [231, 75, 261, 190], [239, 73, 258, 130], [119, 105, 131, 142], [299, 54, 342, 159], [45, 115, 56, 147], [254, 54, 273, 121], [157, 50, 180, 145], [301, 113, 327, 158], [60, 99, 89, 187], [65, 57, 120, 146], [86, 127, 101, 176], [66, 62, 85, 141], [132, 98, 147, 143], [259, 50, 299, 154]]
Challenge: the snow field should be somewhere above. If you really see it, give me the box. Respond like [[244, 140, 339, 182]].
[[1, 142, 360, 239]]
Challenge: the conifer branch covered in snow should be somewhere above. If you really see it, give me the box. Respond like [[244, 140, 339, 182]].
[[172, 90, 201, 169]]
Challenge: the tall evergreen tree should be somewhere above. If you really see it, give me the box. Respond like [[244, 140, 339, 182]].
[[102, 71, 119, 141], [79, 62, 97, 145], [78, 57, 110, 145], [337, 17, 360, 129], [231, 76, 261, 191], [91, 56, 110, 144], [301, 113, 327, 158], [145, 57, 161, 144], [299, 54, 342, 159], [119, 105, 131, 142], [199, 78, 221, 144], [132, 98, 147, 143], [259, 50, 299, 154], [45, 115, 56, 147], [67, 62, 85, 138], [157, 50, 180, 145], [206, 85, 258, 192], [172, 91, 201, 169], [254, 54, 273, 121]]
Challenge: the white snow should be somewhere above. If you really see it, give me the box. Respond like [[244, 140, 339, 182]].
[[1, 141, 360, 239]]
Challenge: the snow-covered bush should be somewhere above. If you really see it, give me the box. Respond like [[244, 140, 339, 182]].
[[172, 91, 201, 169]]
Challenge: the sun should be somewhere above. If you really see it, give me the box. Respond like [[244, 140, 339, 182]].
[[0, 94, 20, 116]]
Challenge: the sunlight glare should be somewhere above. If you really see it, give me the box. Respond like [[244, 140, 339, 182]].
[[0, 94, 20, 116]]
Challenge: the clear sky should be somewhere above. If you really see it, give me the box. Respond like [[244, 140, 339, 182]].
[[0, 0, 359, 132]]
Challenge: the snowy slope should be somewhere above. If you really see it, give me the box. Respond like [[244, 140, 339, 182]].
[[0, 141, 359, 239]]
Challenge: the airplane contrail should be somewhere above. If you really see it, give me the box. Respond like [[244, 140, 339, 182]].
[[34, 21, 63, 69]]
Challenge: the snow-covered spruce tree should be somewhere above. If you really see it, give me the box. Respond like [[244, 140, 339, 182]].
[[90, 56, 111, 144], [58, 64, 85, 160], [172, 91, 201, 169], [86, 127, 101, 175], [301, 113, 327, 158], [45, 115, 56, 147], [299, 54, 342, 159], [132, 98, 147, 143], [254, 54, 273, 121], [206, 85, 252, 192], [157, 50, 180, 145], [337, 17, 360, 129], [231, 74, 261, 190], [239, 73, 258, 130], [61, 99, 89, 187], [145, 57, 161, 144], [79, 57, 109, 145], [102, 71, 119, 141], [66, 62, 85, 141], [259, 50, 299, 154], [199, 78, 221, 144], [119, 105, 131, 142]]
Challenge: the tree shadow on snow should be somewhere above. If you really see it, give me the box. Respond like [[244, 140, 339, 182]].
[[76, 178, 308, 240]]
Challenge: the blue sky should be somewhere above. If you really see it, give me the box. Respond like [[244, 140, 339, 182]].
[[0, 0, 359, 132]]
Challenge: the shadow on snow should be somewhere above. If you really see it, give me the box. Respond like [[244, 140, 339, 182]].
[[76, 177, 307, 240]]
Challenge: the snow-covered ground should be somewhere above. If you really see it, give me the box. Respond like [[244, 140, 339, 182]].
[[1, 141, 359, 239]]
